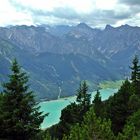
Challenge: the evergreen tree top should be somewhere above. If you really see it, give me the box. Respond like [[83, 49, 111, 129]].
[[0, 59, 47, 140]]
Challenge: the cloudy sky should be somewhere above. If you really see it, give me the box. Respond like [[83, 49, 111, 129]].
[[0, 0, 140, 28]]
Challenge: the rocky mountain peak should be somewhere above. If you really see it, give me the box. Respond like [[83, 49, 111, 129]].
[[77, 23, 91, 29], [104, 24, 114, 30]]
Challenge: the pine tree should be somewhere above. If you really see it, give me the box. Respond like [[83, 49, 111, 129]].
[[128, 94, 140, 113], [116, 123, 136, 140], [130, 55, 140, 84], [116, 109, 140, 140], [76, 80, 91, 122], [63, 108, 115, 140], [76, 81, 91, 107], [130, 55, 140, 95], [92, 90, 103, 116], [127, 109, 140, 134], [50, 81, 91, 140], [93, 90, 101, 103], [106, 79, 132, 134], [0, 59, 47, 140], [44, 132, 54, 140]]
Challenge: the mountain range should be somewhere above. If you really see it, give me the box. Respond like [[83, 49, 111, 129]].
[[0, 23, 140, 100]]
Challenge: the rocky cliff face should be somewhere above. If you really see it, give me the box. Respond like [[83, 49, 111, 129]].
[[0, 23, 140, 100]]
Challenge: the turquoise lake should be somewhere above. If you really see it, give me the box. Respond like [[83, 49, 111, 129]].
[[39, 88, 118, 129]]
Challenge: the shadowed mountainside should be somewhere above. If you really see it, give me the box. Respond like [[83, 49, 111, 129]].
[[0, 23, 140, 100]]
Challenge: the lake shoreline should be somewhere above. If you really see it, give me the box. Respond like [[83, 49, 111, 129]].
[[39, 80, 123, 103], [39, 88, 119, 129], [39, 88, 103, 104]]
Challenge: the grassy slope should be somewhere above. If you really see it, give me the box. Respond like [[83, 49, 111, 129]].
[[99, 80, 124, 89]]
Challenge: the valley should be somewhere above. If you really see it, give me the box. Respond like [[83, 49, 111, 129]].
[[0, 23, 140, 100]]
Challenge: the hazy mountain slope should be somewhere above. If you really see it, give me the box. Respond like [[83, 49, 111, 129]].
[[0, 38, 116, 100], [0, 24, 140, 100]]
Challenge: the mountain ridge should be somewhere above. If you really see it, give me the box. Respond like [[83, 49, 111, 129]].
[[0, 23, 140, 100]]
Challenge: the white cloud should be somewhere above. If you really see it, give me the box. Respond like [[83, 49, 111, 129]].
[[0, 0, 139, 27], [10, 0, 95, 14], [95, 0, 117, 10], [0, 0, 33, 26]]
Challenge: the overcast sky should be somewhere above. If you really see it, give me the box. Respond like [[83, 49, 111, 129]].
[[0, 0, 140, 28]]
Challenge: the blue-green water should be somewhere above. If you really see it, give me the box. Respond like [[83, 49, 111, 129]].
[[39, 88, 118, 129]]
